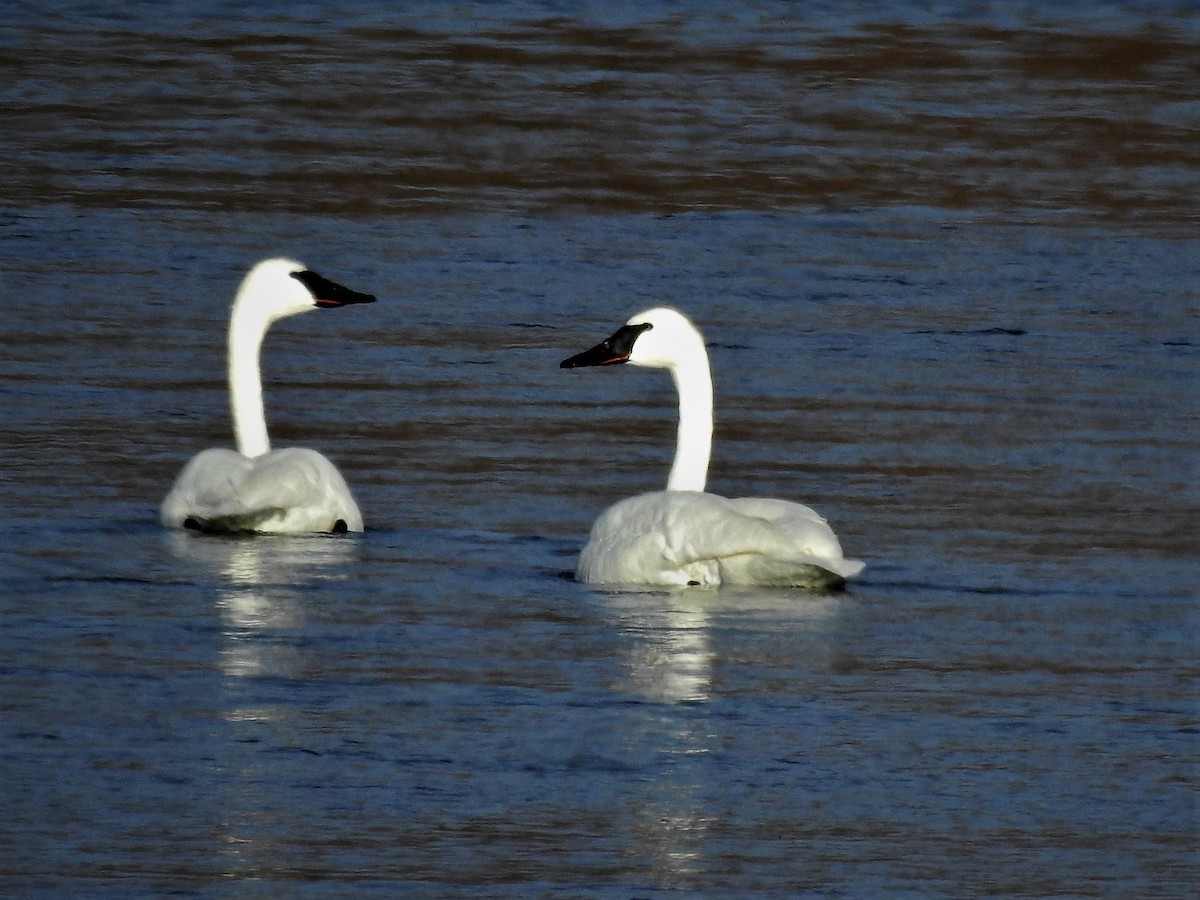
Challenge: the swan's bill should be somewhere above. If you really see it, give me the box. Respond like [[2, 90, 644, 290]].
[[290, 269, 377, 308], [560, 322, 653, 369]]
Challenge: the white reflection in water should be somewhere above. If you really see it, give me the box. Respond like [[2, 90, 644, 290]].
[[608, 587, 844, 704], [167, 532, 355, 685], [606, 588, 844, 884], [618, 598, 714, 704], [168, 532, 358, 879]]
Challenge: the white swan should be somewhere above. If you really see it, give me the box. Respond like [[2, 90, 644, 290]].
[[560, 307, 864, 590], [161, 258, 375, 535]]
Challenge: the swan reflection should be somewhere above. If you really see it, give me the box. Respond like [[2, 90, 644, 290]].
[[607, 587, 844, 705], [604, 587, 845, 886], [614, 598, 714, 703], [168, 531, 358, 880], [167, 532, 355, 683]]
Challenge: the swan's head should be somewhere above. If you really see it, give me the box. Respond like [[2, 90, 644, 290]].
[[560, 307, 705, 371], [235, 258, 376, 323]]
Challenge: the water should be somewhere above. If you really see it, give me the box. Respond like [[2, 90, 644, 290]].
[[2, 2, 1197, 896]]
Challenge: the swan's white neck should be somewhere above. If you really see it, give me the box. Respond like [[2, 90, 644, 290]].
[[228, 300, 272, 459], [665, 352, 713, 492]]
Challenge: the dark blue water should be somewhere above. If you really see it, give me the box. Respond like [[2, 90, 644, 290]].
[[2, 2, 1197, 896]]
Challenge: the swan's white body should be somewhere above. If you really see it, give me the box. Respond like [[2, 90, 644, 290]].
[[162, 446, 364, 534], [561, 307, 864, 590], [161, 258, 374, 535]]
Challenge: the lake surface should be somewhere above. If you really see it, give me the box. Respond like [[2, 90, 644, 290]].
[[1, 1, 1197, 896]]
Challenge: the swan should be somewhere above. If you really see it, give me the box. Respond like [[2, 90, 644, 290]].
[[161, 258, 375, 535], [560, 307, 864, 590]]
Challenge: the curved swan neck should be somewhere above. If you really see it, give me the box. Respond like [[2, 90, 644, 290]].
[[666, 354, 713, 492], [228, 301, 271, 459]]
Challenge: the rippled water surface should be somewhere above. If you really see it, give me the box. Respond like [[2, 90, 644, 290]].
[[2, 2, 1197, 896]]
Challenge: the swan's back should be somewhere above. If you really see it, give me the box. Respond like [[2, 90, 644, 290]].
[[161, 447, 362, 534], [578, 490, 864, 589]]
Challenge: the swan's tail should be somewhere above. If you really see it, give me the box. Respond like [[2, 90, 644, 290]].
[[829, 557, 866, 579]]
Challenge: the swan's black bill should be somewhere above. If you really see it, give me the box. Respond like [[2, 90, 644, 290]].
[[292, 270, 376, 308], [560, 322, 652, 368]]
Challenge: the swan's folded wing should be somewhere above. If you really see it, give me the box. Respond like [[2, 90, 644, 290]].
[[658, 493, 805, 564], [666, 493, 865, 580], [224, 448, 360, 530], [161, 448, 253, 527], [232, 448, 334, 509], [580, 491, 863, 586], [585, 492, 810, 577], [579, 492, 722, 584], [726, 496, 864, 577], [725, 496, 827, 528], [161, 447, 360, 532]]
